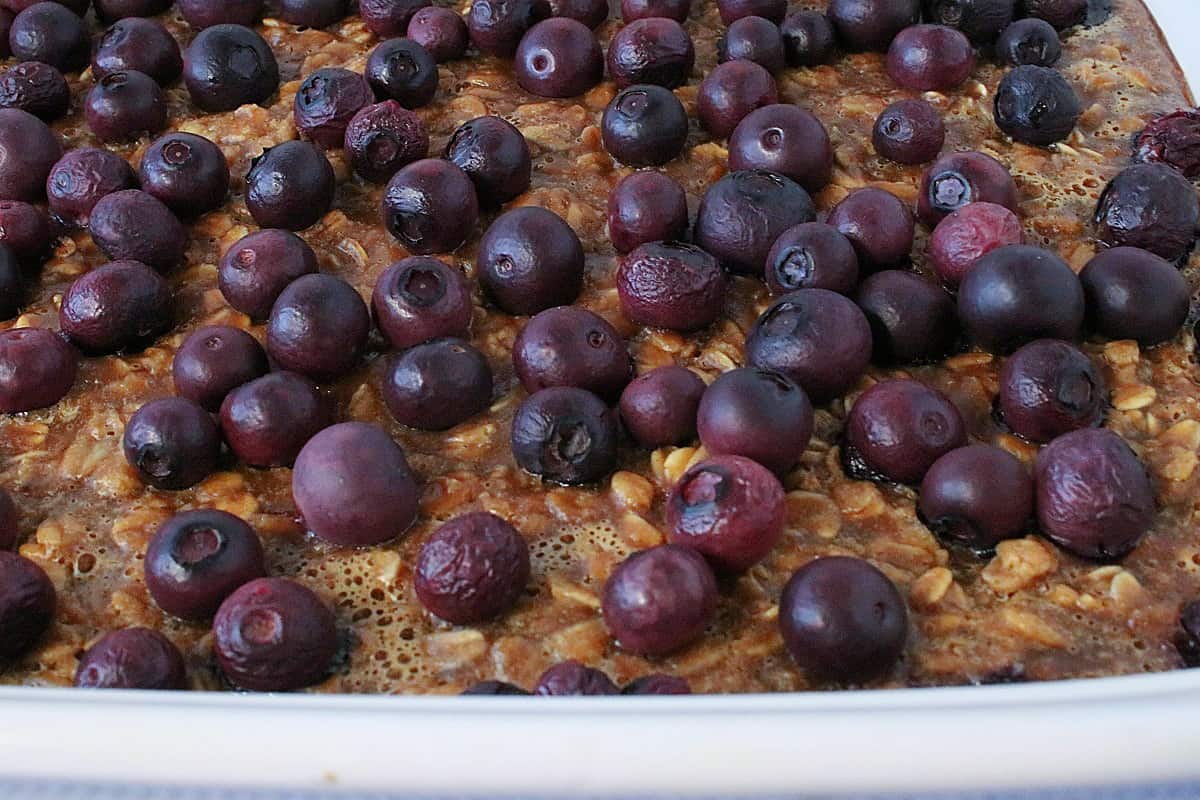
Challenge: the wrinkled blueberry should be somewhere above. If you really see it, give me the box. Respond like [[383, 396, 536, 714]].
[[514, 306, 629, 399], [764, 222, 859, 296], [621, 0, 689, 22], [827, 187, 915, 270], [515, 18, 603, 98], [606, 17, 695, 89], [0, 551, 55, 659], [177, 0, 263, 28], [729, 104, 832, 192], [618, 241, 726, 331], [622, 674, 692, 694], [245, 141, 336, 231], [1134, 110, 1200, 179], [997, 338, 1106, 443], [602, 544, 718, 656], [694, 169, 815, 275], [467, 0, 551, 57], [1080, 246, 1190, 347], [414, 511, 530, 624], [183, 24, 279, 112], [922, 0, 1014, 42], [383, 158, 479, 254], [278, 0, 349, 27], [696, 367, 814, 474], [344, 100, 429, 183], [9, 3, 87, 72], [887, 24, 975, 91], [407, 6, 469, 62], [619, 365, 705, 448], [92, 18, 183, 85], [123, 397, 221, 490], [294, 67, 374, 150], [266, 273, 370, 382], [601, 84, 689, 167], [365, 37, 438, 109], [372, 256, 472, 349], [534, 660, 620, 695], [828, 0, 919, 51], [0, 61, 68, 120], [360, 0, 430, 36], [845, 379, 967, 485], [220, 371, 332, 466], [1093, 163, 1199, 262], [994, 65, 1081, 146], [0, 328, 76, 413], [60, 260, 171, 354], [0, 200, 50, 264], [607, 171, 689, 254], [510, 386, 618, 485], [444, 115, 532, 206], [139, 132, 229, 218], [719, 16, 786, 73], [381, 337, 494, 430], [872, 98, 945, 165], [173, 325, 269, 412], [89, 189, 186, 271], [855, 270, 957, 364], [477, 206, 583, 315], [917, 150, 1019, 227], [0, 108, 60, 201], [919, 444, 1033, 550], [995, 18, 1060, 66], [928, 201, 1023, 287], [218, 229, 318, 320], [780, 10, 836, 66], [46, 147, 137, 225], [74, 628, 186, 690], [697, 60, 777, 139]]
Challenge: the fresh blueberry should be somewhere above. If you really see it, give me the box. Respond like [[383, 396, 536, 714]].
[[381, 338, 494, 430], [606, 171, 689, 254], [996, 338, 1106, 443], [694, 169, 815, 275], [245, 141, 336, 231], [828, 0, 919, 51], [92, 18, 183, 85], [278, 0, 349, 27], [365, 37, 438, 109], [601, 84, 689, 167], [9, 3, 88, 72], [0, 328, 77, 413], [1079, 246, 1190, 347], [477, 206, 583, 315], [173, 325, 269, 412], [872, 98, 945, 165], [266, 273, 371, 382], [139, 132, 230, 217], [854, 270, 957, 365], [60, 260, 172, 354], [846, 378, 967, 485], [74, 628, 187, 690], [995, 64, 1082, 146], [826, 187, 915, 270], [0, 551, 55, 660], [407, 6, 469, 62], [383, 158, 479, 254], [514, 18, 604, 98], [218, 229, 319, 320], [0, 108, 61, 201], [696, 367, 814, 474], [602, 544, 718, 656], [697, 59, 777, 139], [510, 386, 618, 485], [719, 16, 786, 73], [122, 397, 221, 490], [764, 222, 860, 296], [886, 24, 975, 91], [513, 306, 629, 399], [921, 0, 1014, 42], [220, 371, 332, 466], [621, 0, 689, 22], [618, 365, 705, 448], [372, 256, 472, 349], [183, 24, 279, 112], [728, 104, 833, 192]]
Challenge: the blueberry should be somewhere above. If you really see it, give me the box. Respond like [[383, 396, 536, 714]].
[[477, 206, 583, 315], [719, 0, 782, 22], [696, 367, 814, 474], [60, 260, 172, 354], [515, 18, 603, 98], [245, 141, 336, 231], [467, 0, 551, 57], [365, 37, 438, 109], [294, 67, 375, 150], [997, 338, 1106, 443], [764, 222, 860, 296], [601, 84, 689, 167], [145, 509, 266, 620], [917, 150, 1019, 227], [510, 386, 618, 485], [0, 10, 9, 60], [728, 104, 833, 192], [183, 24, 279, 112], [719, 16, 786, 73], [922, 0, 1014, 42], [381, 337, 494, 430], [123, 397, 221, 490], [828, 0, 919, 51], [46, 147, 138, 226], [622, 674, 692, 694], [606, 17, 695, 90], [617, 241, 726, 331], [694, 169, 815, 275], [1134, 110, 1200, 179], [278, 0, 348, 27], [872, 98, 945, 165], [927, 201, 1023, 287], [534, 660, 620, 695], [293, 422, 420, 546], [74, 627, 187, 690], [919, 444, 1033, 550], [139, 132, 229, 217], [1080, 247, 1190, 347], [549, 0, 608, 28], [602, 544, 718, 656], [220, 372, 332, 466], [173, 325, 269, 412], [85, 70, 168, 142], [218, 229, 318, 320], [414, 511, 530, 624], [827, 187, 915, 270], [620, 0, 689, 22], [618, 365, 705, 448], [360, 0, 430, 36], [1093, 163, 1199, 262], [887, 24, 975, 91], [1176, 601, 1200, 668], [995, 18, 1060, 66], [994, 65, 1081, 146], [1, 0, 89, 13], [0, 61, 69, 120], [89, 189, 186, 272], [177, 0, 263, 28], [1022, 0, 1085, 29], [344, 100, 429, 183], [0, 551, 55, 660], [407, 7, 469, 62], [513, 307, 629, 399], [383, 158, 479, 254], [266, 273, 371, 382], [0, 244, 19, 319], [94, 0, 172, 18], [0, 200, 51, 264], [0, 108, 61, 201], [697, 60, 777, 139], [372, 256, 472, 349], [0, 328, 77, 413], [92, 18, 183, 85], [9, 3, 88, 72], [855, 270, 957, 365], [0, 490, 14, 550], [606, 171, 689, 254], [845, 379, 967, 485], [780, 10, 836, 66], [462, 680, 531, 694], [444, 115, 531, 206]]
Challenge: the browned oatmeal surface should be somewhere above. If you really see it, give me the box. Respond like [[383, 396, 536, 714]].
[[2, 0, 1199, 693]]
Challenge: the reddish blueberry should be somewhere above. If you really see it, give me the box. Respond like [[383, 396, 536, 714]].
[[919, 444, 1034, 550], [414, 511, 530, 624], [618, 365, 705, 448], [46, 147, 137, 226], [514, 307, 630, 399], [997, 339, 1106, 444], [602, 544, 718, 656], [927, 201, 1023, 287], [173, 325, 269, 412], [89, 189, 186, 272], [266, 273, 371, 382], [696, 367, 814, 475], [218, 229, 319, 320], [381, 338, 494, 430], [827, 187, 914, 270], [606, 171, 689, 254], [872, 99, 945, 165], [0, 328, 77, 413], [74, 628, 187, 690], [0, 551, 55, 659], [617, 241, 727, 332], [60, 260, 172, 354], [220, 372, 332, 467], [407, 6, 469, 62], [845, 379, 967, 485]]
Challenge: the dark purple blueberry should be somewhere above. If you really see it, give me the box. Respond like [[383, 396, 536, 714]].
[[92, 18, 183, 86], [1134, 110, 1200, 179], [618, 365, 705, 448], [779, 556, 907, 682], [467, 0, 551, 57], [534, 660, 620, 695], [220, 371, 331, 466], [764, 222, 859, 296], [718, 0, 783, 23], [666, 453, 785, 572], [510, 386, 618, 485], [928, 201, 1023, 287], [1023, 0, 1084, 29], [601, 84, 688, 167], [444, 115, 531, 206], [218, 229, 318, 320], [213, 577, 338, 692], [845, 379, 967, 485], [514, 17, 603, 98], [245, 141, 336, 231], [365, 37, 438, 109], [622, 674, 692, 694], [994, 64, 1081, 146], [9, 3, 87, 71], [0, 10, 9, 60], [922, 0, 1014, 42], [0, 244, 20, 320], [620, 0, 689, 22], [278, 0, 348, 27], [477, 206, 583, 315], [462, 680, 530, 694], [383, 158, 479, 254], [828, 0, 919, 51], [144, 509, 266, 620], [123, 397, 220, 490], [381, 337, 494, 430], [513, 306, 629, 399], [344, 100, 428, 183], [0, 200, 50, 263], [94, 0, 171, 18], [0, 0, 89, 13], [372, 256, 472, 349], [266, 273, 370, 382], [173, 325, 269, 412], [414, 511, 530, 624], [606, 17, 695, 90], [0, 108, 60, 201], [697, 60, 777, 139], [696, 367, 814, 474], [887, 24, 975, 91], [407, 6, 469, 62], [1176, 601, 1200, 668], [46, 147, 137, 226], [292, 422, 420, 546], [0, 488, 14, 551], [550, 0, 607, 29], [602, 543, 717, 656], [719, 15, 786, 73], [917, 150, 1019, 227], [0, 328, 76, 412], [139, 132, 229, 218], [60, 260, 171, 354], [1093, 163, 1199, 262], [1080, 247, 1190, 347], [183, 24, 280, 112], [919, 444, 1033, 550], [728, 104, 833, 192], [294, 67, 374, 150], [74, 628, 186, 690], [872, 98, 945, 165], [607, 171, 689, 254], [177, 0, 263, 28], [85, 70, 168, 142], [0, 551, 54, 659], [694, 169, 815, 275], [827, 187, 914, 270], [997, 338, 1106, 443], [855, 270, 957, 364], [995, 18, 1060, 66], [780, 10, 836, 66], [360, 0, 430, 36], [0, 61, 68, 120], [1035, 428, 1154, 560], [89, 190, 186, 272], [744, 289, 872, 403], [957, 244, 1084, 352], [617, 241, 726, 331]]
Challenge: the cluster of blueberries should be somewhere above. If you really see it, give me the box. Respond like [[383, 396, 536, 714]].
[[0, 0, 1199, 696]]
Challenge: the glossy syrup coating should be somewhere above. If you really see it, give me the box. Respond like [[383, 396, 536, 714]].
[[0, 551, 55, 660], [606, 17, 695, 89], [919, 444, 1034, 551], [927, 201, 1023, 287], [618, 365, 705, 449], [122, 397, 221, 491], [845, 379, 967, 485], [0, 328, 77, 413], [617, 241, 727, 331], [414, 511, 530, 624], [46, 147, 137, 225], [996, 339, 1107, 444], [382, 158, 479, 254], [728, 103, 834, 192], [694, 169, 815, 275], [602, 544, 718, 656], [266, 273, 371, 382], [606, 171, 689, 253], [513, 306, 630, 400], [173, 325, 269, 412], [74, 628, 187, 690], [220, 371, 333, 467], [477, 206, 584, 315], [218, 229, 319, 320], [372, 256, 472, 349], [764, 222, 860, 296], [696, 367, 814, 474], [510, 386, 618, 485], [1093, 163, 1200, 262], [381, 338, 494, 430]]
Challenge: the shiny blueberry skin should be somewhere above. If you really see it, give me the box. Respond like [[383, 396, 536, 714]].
[[0, 108, 60, 201], [718, 0, 783, 23], [382, 338, 494, 430], [266, 273, 371, 382], [1093, 163, 1199, 263], [919, 444, 1033, 550], [372, 257, 472, 349], [89, 190, 186, 272], [245, 141, 335, 231], [602, 543, 718, 656], [467, 0, 551, 57], [534, 660, 620, 695], [444, 115, 532, 206], [995, 18, 1060, 66], [957, 244, 1084, 353], [928, 201, 1023, 288], [621, 0, 689, 22], [845, 379, 967, 485], [383, 158, 479, 254], [123, 397, 221, 490], [173, 325, 268, 412], [828, 0, 919, 51], [827, 187, 915, 270], [0, 200, 50, 264], [139, 132, 229, 217], [144, 509, 266, 620], [618, 241, 726, 331], [780, 10, 836, 66], [779, 556, 908, 683], [0, 551, 55, 660], [462, 680, 531, 694], [858, 271, 956, 366], [60, 260, 172, 355], [278, 0, 348, 27], [360, 0, 430, 36], [601, 84, 688, 167], [220, 372, 332, 466], [294, 67, 374, 150], [997, 339, 1106, 444], [1080, 247, 1190, 347], [218, 229, 318, 321], [1035, 428, 1155, 561], [94, 0, 172, 18], [729, 104, 833, 192], [667, 454, 785, 572], [9, 3, 87, 71], [46, 147, 137, 225], [606, 17, 695, 90], [694, 169, 815, 275], [183, 24, 279, 112], [515, 18, 603, 98], [719, 16, 786, 73], [917, 150, 1019, 227], [622, 674, 692, 694], [697, 60, 777, 139], [995, 64, 1082, 147], [1176, 601, 1200, 668], [697, 367, 814, 474], [607, 171, 689, 254], [344, 100, 429, 183], [407, 7, 469, 62], [85, 70, 168, 142], [365, 37, 438, 109], [213, 577, 338, 692], [887, 24, 975, 91], [0, 61, 68, 120], [619, 365, 705, 448], [1023, 0, 1085, 29], [93, 18, 183, 86], [414, 511, 530, 624], [765, 222, 860, 296], [511, 386, 618, 485], [0, 244, 18, 319], [0, 328, 77, 413], [745, 289, 873, 403], [514, 307, 630, 400], [477, 206, 583, 315], [177, 0, 263, 28], [293, 422, 421, 546], [872, 98, 945, 165], [74, 628, 187, 690], [922, 0, 1014, 42]]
